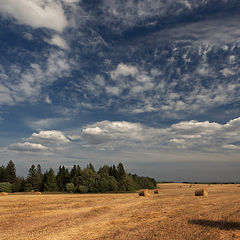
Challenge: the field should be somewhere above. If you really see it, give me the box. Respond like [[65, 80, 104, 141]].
[[1, 183, 240, 240]]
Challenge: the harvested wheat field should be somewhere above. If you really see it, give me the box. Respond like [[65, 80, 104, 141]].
[[1, 184, 240, 240]]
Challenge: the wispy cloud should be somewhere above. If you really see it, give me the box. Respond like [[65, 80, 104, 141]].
[[0, 50, 71, 105], [27, 117, 70, 130]]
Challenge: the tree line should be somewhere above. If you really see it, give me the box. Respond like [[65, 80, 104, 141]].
[[0, 160, 156, 193]]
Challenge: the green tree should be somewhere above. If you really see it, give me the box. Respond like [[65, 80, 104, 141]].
[[116, 162, 127, 191], [66, 183, 75, 193], [122, 174, 137, 192], [0, 165, 7, 182], [99, 177, 109, 192], [6, 160, 16, 184], [12, 176, 25, 192], [70, 165, 82, 184], [87, 163, 96, 173], [109, 165, 118, 180], [43, 168, 58, 192], [0, 182, 12, 193], [37, 164, 43, 178], [57, 166, 70, 191], [26, 164, 42, 191], [78, 185, 88, 193], [108, 176, 118, 191], [98, 165, 117, 192]]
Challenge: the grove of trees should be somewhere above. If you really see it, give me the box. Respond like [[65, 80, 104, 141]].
[[0, 161, 156, 193]]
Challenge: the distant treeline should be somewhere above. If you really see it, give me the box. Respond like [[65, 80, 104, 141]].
[[0, 160, 156, 193]]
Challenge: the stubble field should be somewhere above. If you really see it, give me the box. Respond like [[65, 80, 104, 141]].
[[1, 183, 240, 240]]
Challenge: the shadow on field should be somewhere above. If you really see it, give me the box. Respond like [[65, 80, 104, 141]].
[[188, 219, 240, 230]]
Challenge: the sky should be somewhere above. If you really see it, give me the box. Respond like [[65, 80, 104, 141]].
[[0, 0, 240, 182]]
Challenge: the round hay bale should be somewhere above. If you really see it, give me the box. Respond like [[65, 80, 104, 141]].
[[34, 192, 41, 195], [195, 189, 208, 196], [154, 189, 160, 194], [0, 192, 8, 196], [139, 189, 150, 197]]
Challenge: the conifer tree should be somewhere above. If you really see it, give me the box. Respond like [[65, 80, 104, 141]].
[[0, 165, 7, 182], [25, 164, 42, 191], [6, 160, 16, 184], [56, 166, 70, 191], [43, 168, 58, 192]]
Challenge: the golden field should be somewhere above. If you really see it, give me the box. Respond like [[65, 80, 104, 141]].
[[1, 183, 240, 240]]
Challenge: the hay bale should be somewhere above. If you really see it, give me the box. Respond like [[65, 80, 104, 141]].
[[0, 192, 8, 196], [139, 189, 150, 196], [154, 189, 160, 194], [34, 192, 41, 195], [195, 189, 208, 196]]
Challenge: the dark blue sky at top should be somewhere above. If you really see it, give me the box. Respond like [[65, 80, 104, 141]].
[[0, 0, 240, 181]]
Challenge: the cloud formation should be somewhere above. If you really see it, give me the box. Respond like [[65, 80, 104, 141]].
[[82, 121, 145, 144], [27, 130, 70, 144], [80, 118, 240, 153], [44, 35, 69, 50], [8, 142, 48, 152], [0, 50, 71, 105], [0, 0, 68, 32]]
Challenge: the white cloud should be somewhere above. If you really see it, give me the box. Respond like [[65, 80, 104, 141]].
[[27, 118, 70, 130], [45, 95, 52, 104], [99, 0, 195, 32], [80, 118, 240, 153], [28, 130, 70, 143], [0, 50, 71, 105], [0, 84, 14, 105], [23, 32, 33, 40], [82, 121, 145, 145], [62, 0, 79, 3], [221, 68, 235, 77], [110, 63, 138, 80], [44, 35, 69, 50], [8, 142, 48, 152], [0, 0, 68, 32], [105, 86, 121, 96], [222, 144, 240, 150]]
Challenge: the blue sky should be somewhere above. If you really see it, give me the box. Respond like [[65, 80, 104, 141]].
[[0, 0, 240, 182]]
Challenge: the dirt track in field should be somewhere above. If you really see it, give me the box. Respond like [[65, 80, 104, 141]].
[[1, 183, 240, 240]]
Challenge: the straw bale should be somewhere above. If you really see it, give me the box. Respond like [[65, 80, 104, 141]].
[[154, 189, 160, 194], [139, 189, 150, 196], [195, 189, 208, 196], [0, 192, 8, 196]]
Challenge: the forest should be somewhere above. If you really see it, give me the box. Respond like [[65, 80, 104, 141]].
[[0, 160, 156, 193]]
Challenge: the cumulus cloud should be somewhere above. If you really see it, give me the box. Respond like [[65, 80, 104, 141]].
[[82, 121, 146, 145], [0, 0, 68, 32], [27, 130, 70, 143], [80, 118, 240, 153], [8, 142, 48, 152]]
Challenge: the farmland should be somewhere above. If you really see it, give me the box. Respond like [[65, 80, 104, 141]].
[[1, 183, 240, 240]]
